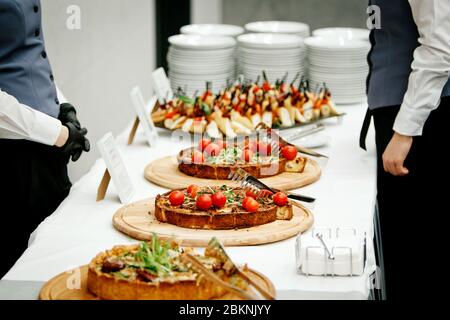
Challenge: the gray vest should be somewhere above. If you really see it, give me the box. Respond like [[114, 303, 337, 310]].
[[0, 0, 59, 118], [367, 0, 450, 109]]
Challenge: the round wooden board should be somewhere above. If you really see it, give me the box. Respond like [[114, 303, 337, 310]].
[[112, 198, 314, 247], [144, 156, 321, 191], [40, 265, 275, 300]]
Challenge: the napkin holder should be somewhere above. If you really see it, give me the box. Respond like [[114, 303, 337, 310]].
[[296, 227, 366, 277]]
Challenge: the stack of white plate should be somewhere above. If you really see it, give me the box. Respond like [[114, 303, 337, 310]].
[[312, 27, 370, 41], [245, 21, 310, 38], [180, 24, 244, 37], [167, 34, 237, 96], [237, 33, 307, 84], [305, 36, 370, 104]]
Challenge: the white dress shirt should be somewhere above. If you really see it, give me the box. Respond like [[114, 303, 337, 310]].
[[394, 0, 450, 136], [0, 88, 62, 146]]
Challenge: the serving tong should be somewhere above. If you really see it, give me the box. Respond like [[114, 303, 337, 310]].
[[181, 243, 275, 300], [228, 168, 315, 204], [256, 122, 328, 159]]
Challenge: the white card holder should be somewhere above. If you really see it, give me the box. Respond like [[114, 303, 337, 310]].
[[296, 227, 367, 277], [129, 86, 159, 147], [97, 132, 135, 204], [150, 67, 173, 104]]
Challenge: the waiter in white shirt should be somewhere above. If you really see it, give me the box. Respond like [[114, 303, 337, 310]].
[[362, 0, 450, 299], [0, 0, 90, 278]]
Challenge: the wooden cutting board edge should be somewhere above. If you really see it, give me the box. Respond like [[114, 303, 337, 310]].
[[143, 156, 322, 191], [112, 198, 314, 247]]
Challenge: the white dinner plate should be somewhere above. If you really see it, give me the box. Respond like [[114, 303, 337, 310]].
[[181, 24, 244, 37], [245, 21, 310, 35], [305, 37, 370, 50], [312, 28, 370, 41], [237, 33, 304, 49], [238, 47, 306, 56], [168, 34, 236, 50]]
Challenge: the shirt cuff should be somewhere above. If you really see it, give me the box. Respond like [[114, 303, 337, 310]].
[[31, 111, 63, 146], [393, 104, 425, 137]]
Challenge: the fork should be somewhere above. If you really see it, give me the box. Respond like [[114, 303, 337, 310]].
[[228, 168, 316, 203]]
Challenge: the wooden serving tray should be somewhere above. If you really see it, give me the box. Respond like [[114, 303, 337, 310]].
[[112, 198, 314, 247], [39, 265, 275, 300], [144, 156, 321, 191]]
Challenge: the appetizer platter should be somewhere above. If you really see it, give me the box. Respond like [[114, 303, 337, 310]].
[[112, 185, 314, 246], [40, 236, 275, 300], [144, 135, 322, 190], [151, 73, 342, 138]]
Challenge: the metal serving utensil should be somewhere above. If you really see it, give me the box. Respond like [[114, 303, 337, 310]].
[[256, 122, 328, 159], [207, 238, 276, 300], [181, 253, 258, 300], [275, 124, 326, 153], [228, 168, 315, 204]]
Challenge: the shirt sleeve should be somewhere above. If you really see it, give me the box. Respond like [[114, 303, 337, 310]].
[[0, 89, 62, 145], [394, 0, 450, 136]]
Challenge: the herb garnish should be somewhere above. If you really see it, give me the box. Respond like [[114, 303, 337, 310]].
[[133, 234, 176, 276]]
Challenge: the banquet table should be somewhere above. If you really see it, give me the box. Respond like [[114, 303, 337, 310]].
[[3, 102, 378, 300]]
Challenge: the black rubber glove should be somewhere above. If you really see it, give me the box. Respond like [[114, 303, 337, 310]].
[[58, 103, 81, 130], [62, 122, 91, 162]]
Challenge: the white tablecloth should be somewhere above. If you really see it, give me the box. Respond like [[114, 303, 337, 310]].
[[4, 103, 377, 300]]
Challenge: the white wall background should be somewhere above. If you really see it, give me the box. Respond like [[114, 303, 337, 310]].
[[41, 0, 155, 182], [222, 0, 366, 31], [192, 0, 222, 24]]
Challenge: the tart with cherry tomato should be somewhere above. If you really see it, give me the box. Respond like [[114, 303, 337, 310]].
[[154, 186, 293, 230]]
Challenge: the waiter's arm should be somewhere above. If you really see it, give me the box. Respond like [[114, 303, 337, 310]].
[[0, 89, 68, 147], [383, 0, 450, 176], [394, 0, 450, 136]]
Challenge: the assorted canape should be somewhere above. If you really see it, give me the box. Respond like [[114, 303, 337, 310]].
[[152, 73, 340, 137]]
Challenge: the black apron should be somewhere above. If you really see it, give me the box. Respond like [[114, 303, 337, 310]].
[[0, 140, 71, 278]]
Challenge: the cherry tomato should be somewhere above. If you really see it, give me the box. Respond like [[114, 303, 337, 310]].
[[281, 146, 298, 161], [245, 140, 258, 152], [241, 149, 254, 162], [245, 190, 257, 199], [198, 138, 211, 152], [273, 192, 288, 207], [165, 111, 178, 119], [241, 196, 253, 209], [263, 82, 271, 92], [216, 140, 227, 150], [169, 191, 184, 206], [204, 143, 222, 157], [187, 185, 199, 197], [192, 150, 205, 164], [243, 197, 260, 213], [212, 192, 227, 208], [196, 194, 213, 211], [258, 142, 272, 156]]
